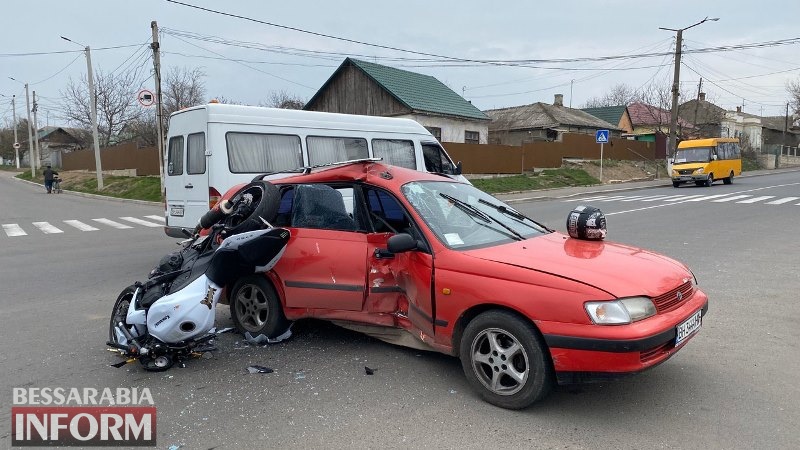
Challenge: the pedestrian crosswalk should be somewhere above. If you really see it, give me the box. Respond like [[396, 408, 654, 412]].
[[565, 192, 800, 206], [2, 215, 165, 237]]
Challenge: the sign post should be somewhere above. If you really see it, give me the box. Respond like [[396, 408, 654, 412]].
[[595, 129, 609, 183]]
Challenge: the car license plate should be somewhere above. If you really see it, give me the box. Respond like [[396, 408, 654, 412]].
[[170, 206, 184, 217], [675, 310, 702, 346]]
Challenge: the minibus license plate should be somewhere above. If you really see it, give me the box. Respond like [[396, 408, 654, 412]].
[[675, 310, 702, 346], [170, 206, 184, 217]]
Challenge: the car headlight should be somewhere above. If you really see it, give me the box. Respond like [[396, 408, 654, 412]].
[[695, 167, 704, 174], [585, 297, 657, 325]]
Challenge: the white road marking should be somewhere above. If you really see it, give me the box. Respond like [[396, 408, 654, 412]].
[[92, 218, 133, 229], [563, 195, 613, 202], [2, 224, 26, 237], [32, 222, 63, 234], [620, 195, 669, 202], [145, 215, 166, 222], [642, 195, 685, 202], [63, 220, 99, 231], [684, 194, 738, 202], [663, 195, 705, 202], [119, 216, 162, 227], [737, 196, 775, 204], [712, 195, 752, 202], [765, 197, 800, 205]]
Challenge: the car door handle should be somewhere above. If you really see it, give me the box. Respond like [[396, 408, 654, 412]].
[[185, 183, 193, 188]]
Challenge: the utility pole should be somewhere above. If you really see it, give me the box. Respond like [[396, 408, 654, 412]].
[[32, 91, 41, 170], [780, 102, 789, 169], [693, 78, 702, 128], [61, 36, 104, 189], [12, 95, 20, 168], [24, 83, 36, 178], [660, 17, 719, 159], [85, 46, 104, 189], [151, 21, 165, 192]]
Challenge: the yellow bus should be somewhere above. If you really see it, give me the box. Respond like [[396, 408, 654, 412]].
[[671, 138, 742, 188]]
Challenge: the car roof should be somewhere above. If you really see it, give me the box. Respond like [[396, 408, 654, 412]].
[[270, 161, 464, 188]]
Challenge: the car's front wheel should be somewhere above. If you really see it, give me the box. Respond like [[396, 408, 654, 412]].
[[459, 310, 553, 409], [229, 275, 289, 338]]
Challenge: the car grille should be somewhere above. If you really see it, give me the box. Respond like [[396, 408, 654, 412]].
[[678, 169, 694, 175], [652, 280, 694, 312]]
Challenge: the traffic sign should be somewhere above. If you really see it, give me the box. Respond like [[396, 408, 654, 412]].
[[13, 142, 20, 149], [595, 129, 610, 144], [138, 89, 155, 107]]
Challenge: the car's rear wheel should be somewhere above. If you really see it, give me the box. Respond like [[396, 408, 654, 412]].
[[704, 173, 714, 187], [459, 310, 553, 409], [230, 275, 289, 338], [723, 171, 734, 185]]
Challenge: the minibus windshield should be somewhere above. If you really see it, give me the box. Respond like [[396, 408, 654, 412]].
[[674, 147, 712, 163]]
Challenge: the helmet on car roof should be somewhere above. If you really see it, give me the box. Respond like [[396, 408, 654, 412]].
[[566, 205, 606, 241]]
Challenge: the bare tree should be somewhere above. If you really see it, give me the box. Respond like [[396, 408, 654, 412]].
[[60, 70, 143, 147], [582, 84, 637, 108], [262, 90, 306, 110], [788, 77, 800, 118], [162, 67, 207, 116]]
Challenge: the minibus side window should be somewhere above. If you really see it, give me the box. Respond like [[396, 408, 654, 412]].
[[372, 139, 415, 169], [226, 132, 302, 173], [167, 136, 184, 176], [422, 143, 455, 174], [306, 136, 368, 165], [187, 133, 206, 174]]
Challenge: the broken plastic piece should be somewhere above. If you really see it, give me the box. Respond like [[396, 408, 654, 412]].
[[365, 366, 375, 375], [244, 327, 293, 345], [247, 365, 274, 374]]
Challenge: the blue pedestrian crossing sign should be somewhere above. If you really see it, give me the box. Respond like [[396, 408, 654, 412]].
[[595, 129, 610, 144]]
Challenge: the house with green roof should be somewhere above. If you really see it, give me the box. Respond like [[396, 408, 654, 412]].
[[305, 58, 490, 144], [581, 105, 632, 133]]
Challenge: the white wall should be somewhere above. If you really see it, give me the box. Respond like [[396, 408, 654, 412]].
[[721, 113, 762, 150], [401, 114, 489, 144]]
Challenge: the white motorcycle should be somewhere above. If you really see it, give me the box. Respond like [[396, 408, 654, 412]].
[[108, 181, 287, 371]]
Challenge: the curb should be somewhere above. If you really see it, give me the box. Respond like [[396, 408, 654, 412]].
[[11, 176, 162, 207]]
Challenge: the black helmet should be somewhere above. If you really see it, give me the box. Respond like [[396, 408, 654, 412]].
[[566, 205, 607, 240]]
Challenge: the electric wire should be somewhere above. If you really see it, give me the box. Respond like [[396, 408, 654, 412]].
[[0, 43, 150, 58]]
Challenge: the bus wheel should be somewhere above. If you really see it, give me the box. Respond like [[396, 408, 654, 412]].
[[704, 174, 714, 187], [723, 171, 734, 185]]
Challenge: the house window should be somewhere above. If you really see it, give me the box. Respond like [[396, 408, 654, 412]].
[[465, 130, 480, 144], [425, 127, 442, 141]]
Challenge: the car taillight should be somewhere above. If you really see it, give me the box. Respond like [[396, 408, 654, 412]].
[[209, 187, 221, 209]]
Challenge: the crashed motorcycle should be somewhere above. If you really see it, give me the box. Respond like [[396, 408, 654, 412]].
[[107, 181, 286, 371]]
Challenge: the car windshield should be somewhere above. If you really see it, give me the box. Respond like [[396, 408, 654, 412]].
[[674, 147, 712, 163], [401, 181, 549, 249]]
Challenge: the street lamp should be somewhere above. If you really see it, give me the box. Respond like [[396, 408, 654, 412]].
[[9, 77, 37, 177], [61, 35, 104, 189], [660, 17, 719, 159]]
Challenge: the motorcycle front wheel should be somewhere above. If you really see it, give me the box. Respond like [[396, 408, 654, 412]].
[[108, 285, 137, 344]]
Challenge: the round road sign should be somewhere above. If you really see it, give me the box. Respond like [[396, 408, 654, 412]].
[[138, 89, 155, 107], [13, 142, 21, 149]]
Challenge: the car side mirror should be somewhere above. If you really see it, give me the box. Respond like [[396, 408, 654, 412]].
[[387, 233, 418, 254], [454, 161, 463, 176], [712, 155, 718, 161]]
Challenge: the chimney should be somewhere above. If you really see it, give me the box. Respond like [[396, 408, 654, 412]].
[[698, 92, 706, 101], [736, 106, 742, 113], [554, 94, 564, 107]]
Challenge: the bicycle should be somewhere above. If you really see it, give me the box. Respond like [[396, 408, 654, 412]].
[[52, 177, 63, 194]]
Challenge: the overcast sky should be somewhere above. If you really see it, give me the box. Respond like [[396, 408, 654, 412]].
[[2, 0, 798, 127]]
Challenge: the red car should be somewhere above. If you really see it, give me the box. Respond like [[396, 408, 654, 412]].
[[219, 161, 707, 409]]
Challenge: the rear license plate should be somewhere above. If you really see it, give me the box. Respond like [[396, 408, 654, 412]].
[[675, 310, 702, 346], [170, 206, 184, 217]]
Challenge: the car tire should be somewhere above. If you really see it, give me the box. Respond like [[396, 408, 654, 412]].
[[704, 173, 714, 187], [459, 310, 553, 409], [229, 275, 290, 337], [672, 181, 681, 188], [723, 171, 733, 185]]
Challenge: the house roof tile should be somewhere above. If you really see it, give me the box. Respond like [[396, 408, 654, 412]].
[[581, 105, 627, 126], [628, 102, 694, 128], [485, 102, 621, 131]]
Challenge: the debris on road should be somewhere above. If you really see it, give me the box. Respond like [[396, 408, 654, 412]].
[[246, 365, 274, 374]]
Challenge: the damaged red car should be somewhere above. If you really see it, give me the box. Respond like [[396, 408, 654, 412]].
[[219, 161, 708, 409]]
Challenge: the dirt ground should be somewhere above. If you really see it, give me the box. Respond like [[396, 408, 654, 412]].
[[564, 160, 667, 183]]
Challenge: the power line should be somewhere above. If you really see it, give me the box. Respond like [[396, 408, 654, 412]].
[[30, 53, 83, 85], [0, 43, 148, 58]]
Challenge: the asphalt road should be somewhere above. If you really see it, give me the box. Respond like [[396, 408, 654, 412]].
[[1, 170, 799, 449]]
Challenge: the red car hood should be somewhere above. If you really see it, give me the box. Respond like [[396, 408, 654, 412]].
[[465, 233, 692, 298]]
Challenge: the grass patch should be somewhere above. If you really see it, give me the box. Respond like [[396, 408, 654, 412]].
[[16, 170, 162, 202], [471, 168, 598, 194], [742, 157, 762, 172]]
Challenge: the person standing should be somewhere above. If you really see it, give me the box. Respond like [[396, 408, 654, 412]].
[[43, 165, 58, 194]]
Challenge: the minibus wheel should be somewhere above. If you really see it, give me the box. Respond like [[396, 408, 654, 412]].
[[723, 171, 734, 185], [704, 174, 714, 187]]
